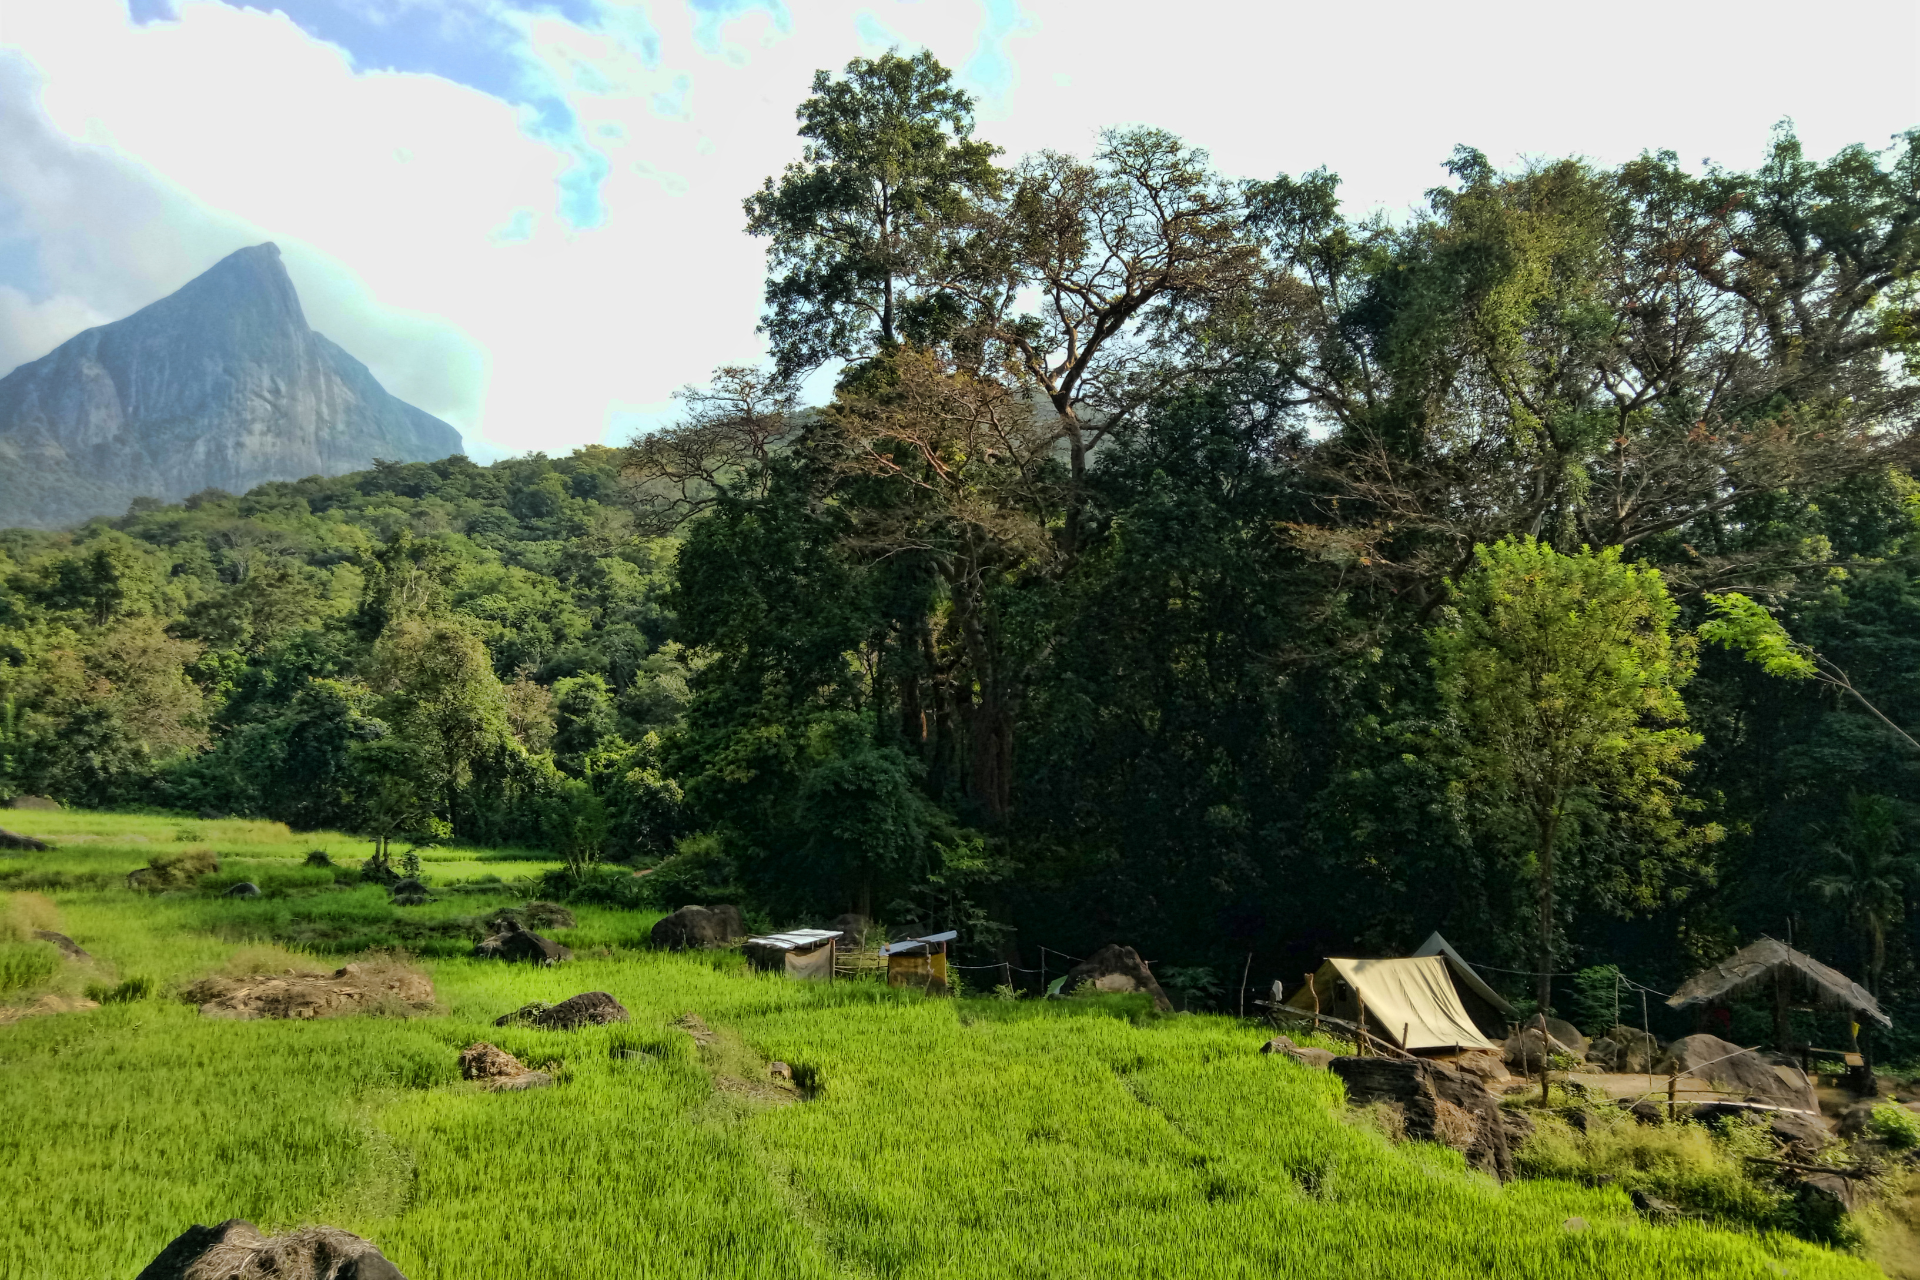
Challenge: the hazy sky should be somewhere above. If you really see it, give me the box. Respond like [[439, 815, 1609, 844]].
[[1, 0, 1915, 460]]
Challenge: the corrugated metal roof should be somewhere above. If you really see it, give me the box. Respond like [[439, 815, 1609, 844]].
[[879, 930, 958, 957], [745, 929, 842, 951]]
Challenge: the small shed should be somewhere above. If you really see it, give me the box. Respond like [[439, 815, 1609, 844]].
[[1668, 937, 1890, 1050], [745, 929, 842, 981], [1283, 955, 1499, 1053], [1412, 931, 1517, 1040], [880, 930, 956, 991]]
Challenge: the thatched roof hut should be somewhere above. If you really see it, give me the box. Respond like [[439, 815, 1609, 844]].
[[1668, 937, 1889, 1030]]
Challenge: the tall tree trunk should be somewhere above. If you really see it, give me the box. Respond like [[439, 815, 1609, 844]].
[[942, 546, 1016, 825], [1535, 806, 1562, 1016], [966, 694, 1014, 825]]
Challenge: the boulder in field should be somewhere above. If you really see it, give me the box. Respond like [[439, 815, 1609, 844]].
[[0, 826, 51, 851], [472, 918, 570, 965], [1064, 944, 1174, 1012], [135, 1218, 405, 1280], [458, 1041, 551, 1092], [1587, 1025, 1659, 1073], [6, 795, 58, 810], [32, 930, 90, 961], [1260, 1035, 1334, 1070], [224, 882, 261, 899], [388, 878, 430, 906], [494, 990, 629, 1030], [1658, 1033, 1819, 1112], [650, 904, 743, 951]]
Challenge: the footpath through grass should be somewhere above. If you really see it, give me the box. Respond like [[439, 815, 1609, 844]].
[[0, 812, 1886, 1279]]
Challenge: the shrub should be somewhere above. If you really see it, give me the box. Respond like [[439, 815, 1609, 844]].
[[1515, 1108, 1787, 1231], [1869, 1103, 1920, 1151], [129, 848, 219, 891], [85, 976, 152, 1004]]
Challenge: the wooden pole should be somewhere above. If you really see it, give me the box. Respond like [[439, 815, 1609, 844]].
[[1358, 1003, 1368, 1056], [1308, 972, 1321, 1032], [1239, 951, 1253, 1020], [1667, 1070, 1678, 1122]]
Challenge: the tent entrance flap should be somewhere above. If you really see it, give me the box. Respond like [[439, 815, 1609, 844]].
[[1285, 955, 1498, 1052]]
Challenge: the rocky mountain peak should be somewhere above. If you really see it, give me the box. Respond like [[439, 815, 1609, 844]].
[[0, 244, 462, 529]]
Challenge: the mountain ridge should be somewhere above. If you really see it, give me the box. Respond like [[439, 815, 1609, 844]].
[[0, 243, 462, 529]]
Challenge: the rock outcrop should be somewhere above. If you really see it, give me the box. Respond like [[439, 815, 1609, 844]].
[[473, 918, 571, 965], [32, 930, 90, 961], [1658, 1034, 1820, 1112], [493, 991, 630, 1030], [1331, 1055, 1514, 1180], [1064, 944, 1174, 1012], [459, 1042, 551, 1092], [650, 904, 744, 951], [0, 243, 461, 529]]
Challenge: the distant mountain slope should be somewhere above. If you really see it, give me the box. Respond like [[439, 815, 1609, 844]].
[[0, 243, 462, 529]]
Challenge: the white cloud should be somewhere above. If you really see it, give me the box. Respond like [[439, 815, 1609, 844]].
[[0, 0, 1915, 461]]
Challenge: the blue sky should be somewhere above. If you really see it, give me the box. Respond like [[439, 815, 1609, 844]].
[[1, 0, 1915, 459]]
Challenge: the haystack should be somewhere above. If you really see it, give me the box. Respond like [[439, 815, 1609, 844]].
[[186, 961, 434, 1020], [136, 1218, 404, 1279]]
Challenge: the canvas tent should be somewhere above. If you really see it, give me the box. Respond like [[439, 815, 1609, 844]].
[[1283, 955, 1499, 1052], [1412, 931, 1516, 1040], [745, 929, 842, 981], [880, 930, 956, 990]]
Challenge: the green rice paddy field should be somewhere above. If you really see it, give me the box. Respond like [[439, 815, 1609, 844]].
[[0, 811, 1885, 1279]]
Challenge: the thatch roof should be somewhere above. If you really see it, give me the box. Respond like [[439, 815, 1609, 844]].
[[1667, 937, 1890, 1028]]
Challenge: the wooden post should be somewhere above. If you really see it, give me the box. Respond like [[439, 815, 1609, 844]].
[[1357, 1003, 1368, 1056], [1667, 1070, 1678, 1122], [1402, 1023, 1411, 1056], [1239, 952, 1253, 1020], [1772, 970, 1791, 1054], [1307, 973, 1321, 1033]]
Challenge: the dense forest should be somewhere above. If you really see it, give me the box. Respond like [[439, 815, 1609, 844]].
[[4, 52, 1920, 1052]]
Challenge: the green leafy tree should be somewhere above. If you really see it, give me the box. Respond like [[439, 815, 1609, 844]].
[[744, 49, 1001, 373], [1431, 537, 1710, 1012], [348, 734, 436, 862], [551, 672, 619, 769], [370, 617, 513, 836]]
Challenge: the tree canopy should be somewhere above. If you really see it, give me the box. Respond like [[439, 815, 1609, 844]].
[[6, 58, 1920, 1045]]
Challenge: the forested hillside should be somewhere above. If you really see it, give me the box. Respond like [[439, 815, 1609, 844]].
[[4, 51, 1920, 1054]]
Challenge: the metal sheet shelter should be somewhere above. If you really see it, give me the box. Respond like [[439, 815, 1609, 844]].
[[880, 931, 956, 991], [745, 929, 842, 981]]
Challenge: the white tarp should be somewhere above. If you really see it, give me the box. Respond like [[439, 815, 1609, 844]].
[[1286, 955, 1498, 1052]]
